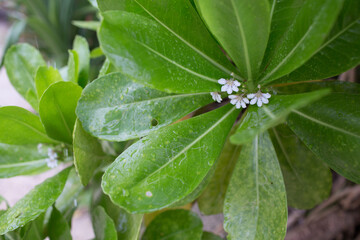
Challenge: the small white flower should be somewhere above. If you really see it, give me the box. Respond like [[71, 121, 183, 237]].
[[210, 92, 222, 103], [48, 149, 58, 160], [218, 78, 241, 94], [247, 86, 271, 107], [46, 158, 58, 168], [37, 143, 43, 153], [146, 191, 153, 197], [229, 94, 250, 109]]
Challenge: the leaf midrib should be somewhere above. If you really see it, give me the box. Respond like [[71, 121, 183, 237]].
[[0, 159, 47, 169]]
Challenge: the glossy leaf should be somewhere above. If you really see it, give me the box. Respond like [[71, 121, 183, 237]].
[[92, 189, 143, 240], [72, 21, 100, 31], [0, 106, 56, 145], [39, 81, 82, 144], [198, 127, 241, 215], [195, 0, 270, 83], [21, 214, 44, 240], [4, 44, 46, 110], [73, 36, 90, 88], [48, 207, 72, 240], [288, 93, 360, 183], [73, 119, 108, 186], [269, 124, 332, 209], [201, 232, 223, 240], [0, 168, 70, 235], [99, 10, 231, 93], [67, 50, 79, 84], [224, 132, 287, 240], [230, 90, 330, 145], [0, 143, 53, 178], [102, 105, 239, 213], [91, 206, 117, 240], [76, 73, 213, 141], [142, 209, 203, 240], [35, 66, 63, 99], [259, 0, 344, 83], [277, 0, 360, 82]]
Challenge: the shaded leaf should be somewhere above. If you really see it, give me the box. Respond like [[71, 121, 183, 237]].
[[91, 206, 117, 240], [73, 36, 90, 88], [288, 93, 360, 183], [39, 81, 82, 144], [201, 232, 223, 240], [0, 106, 56, 145], [72, 21, 100, 31], [230, 90, 330, 145], [48, 207, 72, 240], [142, 209, 203, 240], [0, 168, 71, 235], [269, 124, 332, 209], [67, 50, 79, 84], [224, 132, 287, 240], [102, 105, 239, 213], [76, 73, 213, 141], [21, 214, 44, 240], [35, 66, 63, 99]]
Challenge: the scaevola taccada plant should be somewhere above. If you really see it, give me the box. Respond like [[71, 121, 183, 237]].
[[0, 0, 359, 239]]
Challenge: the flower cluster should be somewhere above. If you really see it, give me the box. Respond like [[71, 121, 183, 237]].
[[210, 74, 271, 109], [46, 149, 58, 168]]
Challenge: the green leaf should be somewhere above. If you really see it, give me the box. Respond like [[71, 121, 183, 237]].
[[198, 127, 241, 215], [73, 120, 108, 186], [90, 47, 103, 59], [102, 105, 239, 213], [195, 0, 271, 83], [76, 73, 213, 141], [0, 168, 71, 235], [72, 21, 100, 31], [259, 0, 344, 84], [93, 189, 143, 240], [21, 214, 44, 240], [288, 93, 360, 183], [0, 143, 54, 178], [48, 207, 72, 240], [39, 81, 82, 144], [224, 132, 287, 240], [73, 36, 90, 88], [230, 90, 330, 145], [0, 106, 56, 145], [67, 50, 79, 84], [142, 209, 203, 240], [276, 0, 360, 82], [99, 9, 234, 93], [35, 66, 63, 99], [4, 44, 46, 111], [201, 232, 223, 240], [91, 206, 117, 240], [269, 124, 332, 209]]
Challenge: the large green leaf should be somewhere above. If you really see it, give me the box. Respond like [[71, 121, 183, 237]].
[[4, 44, 46, 111], [35, 66, 63, 100], [39, 81, 82, 144], [0, 168, 70, 235], [201, 232, 223, 240], [277, 0, 360, 82], [0, 106, 56, 145], [97, 0, 238, 77], [224, 132, 287, 240], [269, 124, 332, 209], [47, 207, 72, 240], [91, 206, 117, 240], [195, 0, 270, 83], [198, 127, 241, 215], [92, 189, 143, 240], [99, 10, 230, 93], [259, 0, 344, 84], [230, 90, 330, 145], [288, 93, 360, 183], [73, 120, 108, 186], [21, 214, 44, 240], [76, 73, 213, 141], [102, 105, 239, 213], [0, 144, 53, 178], [142, 209, 203, 240], [73, 36, 90, 88]]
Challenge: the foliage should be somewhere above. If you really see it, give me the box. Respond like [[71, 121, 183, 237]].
[[0, 0, 359, 239]]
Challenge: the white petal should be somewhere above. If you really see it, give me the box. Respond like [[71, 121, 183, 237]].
[[216, 96, 222, 103], [234, 80, 241, 87], [247, 93, 256, 99], [241, 101, 247, 109], [218, 78, 227, 84], [230, 99, 237, 105], [228, 95, 237, 99], [263, 93, 271, 98], [257, 98, 263, 107], [261, 97, 269, 104], [243, 97, 250, 104], [232, 86, 239, 92], [221, 85, 228, 92], [250, 98, 257, 105], [235, 102, 241, 109], [227, 88, 233, 94]]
